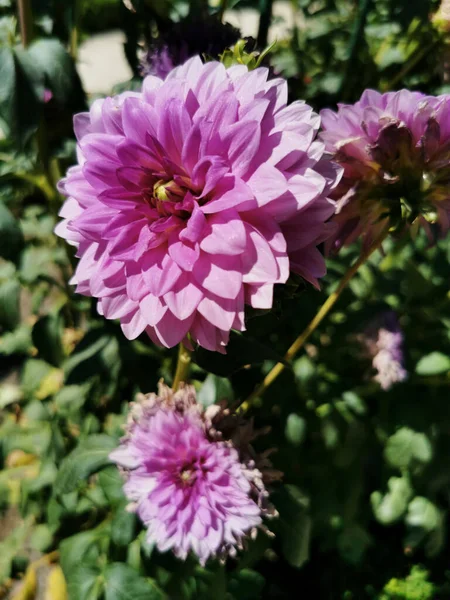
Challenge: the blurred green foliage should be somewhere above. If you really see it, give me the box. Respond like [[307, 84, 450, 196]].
[[1, 0, 450, 599]]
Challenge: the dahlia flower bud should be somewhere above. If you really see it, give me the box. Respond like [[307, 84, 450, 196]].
[[320, 89, 450, 251], [141, 15, 241, 79], [56, 56, 340, 352], [109, 383, 279, 565], [363, 312, 408, 391]]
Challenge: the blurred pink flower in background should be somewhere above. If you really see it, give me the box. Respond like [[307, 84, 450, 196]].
[[56, 57, 339, 352]]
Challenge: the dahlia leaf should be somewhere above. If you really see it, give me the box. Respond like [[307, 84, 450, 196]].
[[384, 428, 432, 471], [66, 565, 103, 600], [0, 46, 41, 145], [273, 485, 311, 568], [104, 563, 166, 600], [0, 201, 23, 262], [54, 434, 117, 495], [0, 278, 20, 331], [32, 313, 65, 367], [111, 503, 137, 547], [415, 352, 450, 376], [27, 38, 85, 108]]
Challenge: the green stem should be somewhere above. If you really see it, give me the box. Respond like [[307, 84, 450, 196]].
[[338, 0, 372, 100], [242, 225, 390, 410], [17, 0, 34, 47], [173, 343, 192, 391], [70, 0, 80, 60], [217, 0, 229, 22], [257, 0, 274, 49]]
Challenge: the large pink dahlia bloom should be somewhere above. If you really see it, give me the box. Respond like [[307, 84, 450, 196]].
[[320, 89, 450, 251], [110, 384, 276, 565], [56, 57, 339, 351]]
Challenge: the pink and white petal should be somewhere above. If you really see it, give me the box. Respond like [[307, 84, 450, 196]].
[[101, 293, 137, 320], [153, 311, 195, 348], [139, 294, 168, 327], [200, 210, 247, 256], [201, 176, 255, 214], [190, 315, 229, 354], [242, 228, 281, 284], [193, 254, 243, 300], [120, 308, 147, 340], [168, 233, 200, 272], [245, 283, 274, 309], [245, 163, 288, 207], [163, 275, 203, 321], [142, 250, 182, 296]]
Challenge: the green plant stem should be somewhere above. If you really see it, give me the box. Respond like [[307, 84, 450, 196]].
[[173, 343, 192, 391], [242, 226, 390, 409], [70, 0, 80, 60], [338, 0, 372, 100], [218, 0, 229, 22], [257, 0, 274, 49], [17, 0, 34, 47]]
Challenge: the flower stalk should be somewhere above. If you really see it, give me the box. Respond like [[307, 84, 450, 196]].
[[173, 343, 192, 391], [17, 0, 34, 47], [243, 225, 391, 408]]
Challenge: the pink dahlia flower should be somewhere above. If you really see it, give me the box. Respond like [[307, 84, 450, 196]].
[[320, 89, 450, 251], [110, 383, 277, 565], [56, 57, 339, 352]]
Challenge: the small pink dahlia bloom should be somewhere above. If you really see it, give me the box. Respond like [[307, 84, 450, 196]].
[[320, 89, 450, 251], [56, 57, 339, 352], [110, 384, 276, 565]]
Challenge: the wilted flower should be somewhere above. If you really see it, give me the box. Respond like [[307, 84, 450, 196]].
[[141, 15, 241, 79], [363, 312, 407, 391], [110, 383, 278, 565], [56, 57, 339, 351], [320, 89, 450, 251]]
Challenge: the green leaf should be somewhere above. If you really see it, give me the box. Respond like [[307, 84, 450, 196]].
[[0, 383, 22, 408], [27, 39, 80, 105], [293, 355, 315, 384], [406, 497, 441, 532], [337, 524, 372, 565], [0, 323, 32, 355], [66, 565, 103, 600], [273, 485, 311, 568], [98, 467, 126, 505], [30, 524, 54, 552], [60, 530, 102, 576], [197, 373, 234, 407], [228, 569, 265, 600], [53, 384, 88, 415], [21, 358, 53, 398], [54, 434, 116, 495], [0, 46, 42, 145], [371, 475, 413, 525], [32, 312, 65, 366], [0, 201, 23, 262], [20, 246, 57, 283], [0, 279, 20, 330], [111, 504, 137, 547], [285, 413, 306, 446], [104, 563, 166, 600], [0, 517, 33, 584], [384, 428, 432, 470], [415, 352, 450, 376]]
